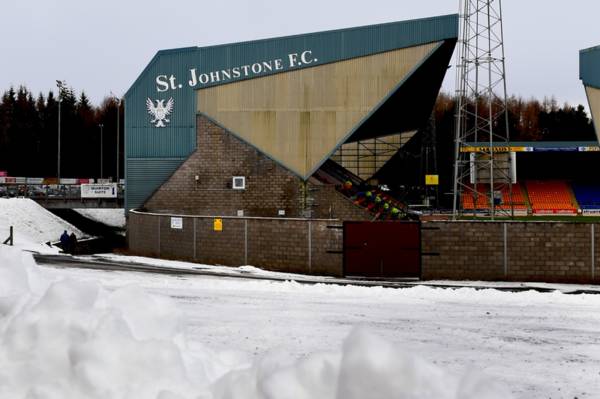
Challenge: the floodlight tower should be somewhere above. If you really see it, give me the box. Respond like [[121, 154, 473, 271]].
[[452, 0, 513, 219]]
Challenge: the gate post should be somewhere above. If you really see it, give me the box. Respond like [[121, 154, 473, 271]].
[[244, 219, 248, 265], [308, 221, 312, 274], [503, 223, 508, 277], [592, 224, 595, 281], [193, 217, 197, 260], [3, 226, 13, 246], [157, 216, 161, 257]]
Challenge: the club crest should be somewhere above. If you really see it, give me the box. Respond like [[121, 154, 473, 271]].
[[146, 97, 174, 127]]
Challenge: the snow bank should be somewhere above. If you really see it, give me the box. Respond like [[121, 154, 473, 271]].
[[0, 198, 83, 251], [0, 246, 512, 399], [74, 208, 126, 228], [212, 328, 511, 399]]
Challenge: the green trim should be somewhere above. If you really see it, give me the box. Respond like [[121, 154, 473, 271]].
[[580, 45, 600, 89], [124, 47, 197, 97]]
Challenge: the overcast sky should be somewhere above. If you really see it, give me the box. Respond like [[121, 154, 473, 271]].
[[1, 0, 598, 107]]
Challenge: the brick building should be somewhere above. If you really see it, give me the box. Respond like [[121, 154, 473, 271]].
[[124, 15, 459, 275]]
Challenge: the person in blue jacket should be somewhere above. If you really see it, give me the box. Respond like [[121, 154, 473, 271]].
[[60, 230, 70, 253]]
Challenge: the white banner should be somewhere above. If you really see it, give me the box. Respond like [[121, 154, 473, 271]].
[[81, 183, 117, 198]]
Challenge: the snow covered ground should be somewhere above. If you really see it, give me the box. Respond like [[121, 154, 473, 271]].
[[1, 247, 518, 399], [1, 197, 599, 398], [73, 208, 126, 228], [0, 198, 83, 252], [32, 258, 600, 398], [85, 253, 600, 294]]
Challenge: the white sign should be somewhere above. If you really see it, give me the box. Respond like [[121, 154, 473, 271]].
[[81, 183, 117, 198], [170, 217, 183, 229]]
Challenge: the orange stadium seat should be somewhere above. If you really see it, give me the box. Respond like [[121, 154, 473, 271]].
[[461, 183, 528, 212], [525, 180, 577, 215]]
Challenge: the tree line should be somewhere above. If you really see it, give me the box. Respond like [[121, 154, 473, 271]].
[[0, 85, 122, 179], [0, 85, 596, 180], [433, 92, 595, 142], [429, 93, 596, 201]]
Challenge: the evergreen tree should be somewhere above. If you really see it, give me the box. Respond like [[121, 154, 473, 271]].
[[0, 88, 16, 172]]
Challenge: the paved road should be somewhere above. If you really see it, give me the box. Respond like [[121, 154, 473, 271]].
[[33, 253, 600, 294]]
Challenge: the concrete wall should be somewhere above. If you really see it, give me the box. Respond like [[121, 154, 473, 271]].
[[422, 221, 600, 284], [128, 211, 344, 276]]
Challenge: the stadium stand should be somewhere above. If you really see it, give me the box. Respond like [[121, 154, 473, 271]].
[[461, 183, 528, 214], [572, 184, 600, 213], [525, 180, 578, 215], [313, 160, 408, 220]]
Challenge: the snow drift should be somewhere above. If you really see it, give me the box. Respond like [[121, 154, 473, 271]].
[[0, 246, 512, 398], [0, 198, 83, 251], [74, 208, 126, 228]]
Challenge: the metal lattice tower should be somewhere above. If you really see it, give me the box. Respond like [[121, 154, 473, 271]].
[[452, 0, 513, 219]]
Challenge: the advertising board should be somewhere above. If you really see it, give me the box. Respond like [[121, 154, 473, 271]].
[[81, 183, 117, 198]]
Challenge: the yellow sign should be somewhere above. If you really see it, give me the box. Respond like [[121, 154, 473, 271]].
[[579, 146, 600, 152], [460, 146, 531, 153], [213, 218, 223, 232], [425, 175, 439, 186]]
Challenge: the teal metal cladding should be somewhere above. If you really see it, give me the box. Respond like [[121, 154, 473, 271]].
[[580, 45, 600, 89], [126, 158, 187, 210], [125, 14, 459, 210]]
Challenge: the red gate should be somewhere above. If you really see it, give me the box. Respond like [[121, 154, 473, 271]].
[[343, 221, 421, 278]]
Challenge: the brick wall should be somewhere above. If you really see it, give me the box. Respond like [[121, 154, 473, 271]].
[[128, 211, 344, 276], [422, 221, 600, 284], [130, 212, 600, 283], [144, 115, 370, 221], [421, 221, 505, 280]]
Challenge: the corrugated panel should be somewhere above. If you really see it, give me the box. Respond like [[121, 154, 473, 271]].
[[125, 158, 186, 210], [197, 43, 438, 178], [125, 15, 459, 159], [580, 46, 600, 89], [125, 48, 198, 159]]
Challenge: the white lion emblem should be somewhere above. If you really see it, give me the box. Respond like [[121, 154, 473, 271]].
[[146, 97, 174, 127]]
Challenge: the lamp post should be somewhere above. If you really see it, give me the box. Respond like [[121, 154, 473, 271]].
[[56, 80, 66, 182], [115, 96, 121, 183], [99, 123, 104, 179]]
